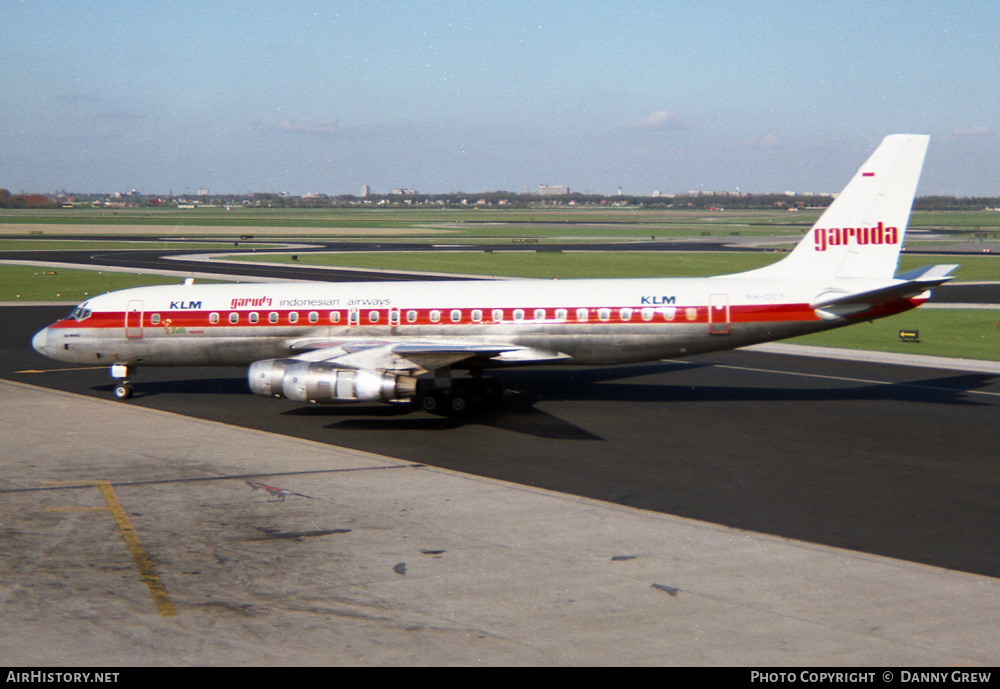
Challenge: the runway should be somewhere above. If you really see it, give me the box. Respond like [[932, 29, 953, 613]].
[[5, 305, 1000, 580]]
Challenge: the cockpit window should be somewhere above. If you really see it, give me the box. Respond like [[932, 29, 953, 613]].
[[65, 305, 92, 321]]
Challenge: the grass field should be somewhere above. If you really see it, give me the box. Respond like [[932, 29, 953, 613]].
[[0, 239, 284, 251], [3, 207, 999, 247], [232, 249, 779, 277], [787, 308, 1000, 360], [230, 249, 1000, 282], [0, 265, 219, 302], [1, 204, 997, 224], [0, 206, 819, 229]]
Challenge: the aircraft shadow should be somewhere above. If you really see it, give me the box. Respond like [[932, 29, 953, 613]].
[[274, 363, 701, 440], [280, 393, 604, 441], [281, 364, 994, 440], [93, 377, 251, 398], [91, 363, 995, 443]]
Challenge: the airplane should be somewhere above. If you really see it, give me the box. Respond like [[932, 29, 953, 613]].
[[31, 134, 957, 416]]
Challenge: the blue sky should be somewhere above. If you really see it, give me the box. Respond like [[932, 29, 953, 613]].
[[3, 1, 999, 196]]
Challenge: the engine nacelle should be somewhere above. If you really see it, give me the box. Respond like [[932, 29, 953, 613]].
[[248, 358, 297, 397], [248, 358, 418, 403]]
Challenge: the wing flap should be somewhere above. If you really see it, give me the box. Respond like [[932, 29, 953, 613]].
[[284, 338, 565, 373]]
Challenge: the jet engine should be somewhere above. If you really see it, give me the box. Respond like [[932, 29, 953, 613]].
[[248, 358, 418, 403]]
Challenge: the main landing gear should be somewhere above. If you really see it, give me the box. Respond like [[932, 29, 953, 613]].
[[414, 377, 504, 418], [110, 364, 134, 400]]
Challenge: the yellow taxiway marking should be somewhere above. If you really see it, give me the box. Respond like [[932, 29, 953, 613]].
[[45, 480, 177, 618], [16, 366, 110, 373]]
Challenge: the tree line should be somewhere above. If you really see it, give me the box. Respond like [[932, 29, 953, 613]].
[[0, 189, 55, 209]]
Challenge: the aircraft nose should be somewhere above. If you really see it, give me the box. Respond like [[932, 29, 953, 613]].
[[31, 327, 48, 356]]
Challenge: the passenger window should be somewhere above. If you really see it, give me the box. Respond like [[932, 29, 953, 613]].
[[406, 310, 418, 323], [269, 312, 279, 324], [289, 312, 299, 323], [450, 309, 462, 323], [555, 309, 566, 321], [229, 312, 239, 324], [492, 309, 503, 322], [430, 310, 441, 323], [598, 308, 610, 322], [642, 308, 654, 321], [329, 311, 341, 323], [309, 311, 319, 323], [576, 308, 589, 322], [620, 308, 633, 321], [534, 308, 545, 321], [150, 314, 161, 325], [369, 311, 379, 323], [209, 313, 219, 324], [514, 309, 524, 321], [249, 312, 259, 324], [471, 309, 482, 322]]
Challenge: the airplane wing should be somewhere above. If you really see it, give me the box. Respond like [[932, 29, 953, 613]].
[[283, 337, 569, 374], [811, 264, 958, 317]]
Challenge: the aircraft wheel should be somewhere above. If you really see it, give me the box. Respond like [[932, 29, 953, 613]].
[[418, 391, 445, 414], [416, 388, 484, 418], [447, 392, 469, 415], [113, 383, 134, 400]]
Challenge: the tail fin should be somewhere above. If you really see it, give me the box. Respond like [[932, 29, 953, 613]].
[[733, 134, 930, 280]]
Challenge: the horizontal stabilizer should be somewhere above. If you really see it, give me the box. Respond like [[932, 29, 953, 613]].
[[896, 263, 960, 282], [811, 265, 957, 316]]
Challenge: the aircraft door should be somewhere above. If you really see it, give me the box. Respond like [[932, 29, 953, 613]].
[[348, 308, 360, 327], [125, 300, 145, 338], [709, 293, 730, 335]]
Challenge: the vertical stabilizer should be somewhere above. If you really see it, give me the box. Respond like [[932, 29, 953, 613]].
[[732, 134, 929, 280]]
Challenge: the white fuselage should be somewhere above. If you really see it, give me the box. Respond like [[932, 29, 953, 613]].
[[32, 274, 922, 369]]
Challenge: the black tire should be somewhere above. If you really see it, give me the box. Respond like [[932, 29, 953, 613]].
[[113, 383, 133, 400], [418, 391, 444, 413], [447, 393, 469, 415]]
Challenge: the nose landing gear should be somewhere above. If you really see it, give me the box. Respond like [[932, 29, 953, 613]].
[[110, 364, 134, 400]]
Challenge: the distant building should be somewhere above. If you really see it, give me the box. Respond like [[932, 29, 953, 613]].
[[361, 184, 370, 197], [539, 184, 569, 196]]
